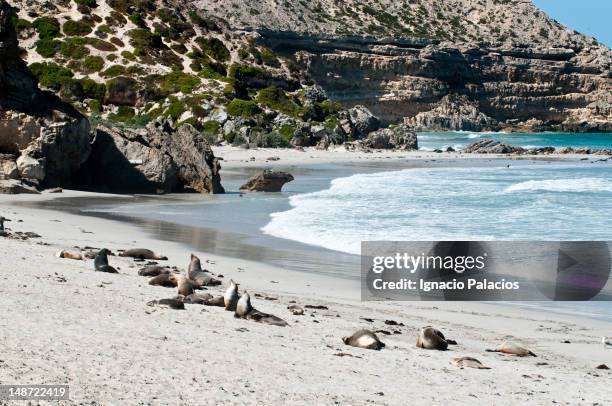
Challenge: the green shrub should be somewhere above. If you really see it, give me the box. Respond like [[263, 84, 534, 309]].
[[195, 37, 230, 61], [202, 120, 220, 134], [63, 19, 93, 36], [256, 87, 301, 117], [60, 37, 89, 59], [278, 124, 296, 141], [109, 106, 136, 122], [226, 99, 260, 117], [28, 62, 73, 90], [260, 47, 280, 67], [81, 55, 104, 73], [165, 101, 186, 120], [35, 39, 59, 58], [315, 100, 342, 116], [11, 17, 32, 33], [88, 99, 102, 113], [85, 37, 117, 52], [32, 17, 61, 40], [255, 131, 291, 148], [101, 65, 126, 78], [160, 71, 201, 94], [81, 78, 106, 101], [75, 0, 97, 6], [128, 28, 164, 49]]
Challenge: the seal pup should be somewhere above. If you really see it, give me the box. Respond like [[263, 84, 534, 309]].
[[224, 279, 239, 311], [416, 326, 449, 351], [342, 329, 385, 350], [183, 292, 214, 304], [486, 341, 536, 357], [287, 304, 304, 315], [56, 250, 83, 260], [94, 249, 118, 273], [451, 357, 491, 369], [119, 248, 168, 260], [188, 254, 221, 287], [149, 273, 178, 287], [138, 266, 174, 277], [234, 291, 288, 327], [176, 275, 195, 296]]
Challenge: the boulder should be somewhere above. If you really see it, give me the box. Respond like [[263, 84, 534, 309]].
[[463, 139, 525, 154], [239, 170, 294, 192], [363, 124, 418, 150], [80, 119, 224, 194], [303, 85, 328, 105], [0, 179, 39, 194], [0, 154, 18, 179], [340, 105, 380, 139]]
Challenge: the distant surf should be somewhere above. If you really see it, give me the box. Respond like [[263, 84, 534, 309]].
[[262, 164, 612, 255]]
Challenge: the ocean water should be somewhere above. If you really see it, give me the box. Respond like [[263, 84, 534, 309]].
[[418, 131, 612, 151], [262, 163, 612, 255]]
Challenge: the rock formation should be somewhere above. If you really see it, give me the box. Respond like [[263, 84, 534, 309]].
[[363, 124, 418, 150], [239, 170, 294, 192], [0, 0, 91, 190], [463, 140, 525, 154], [80, 119, 224, 194]]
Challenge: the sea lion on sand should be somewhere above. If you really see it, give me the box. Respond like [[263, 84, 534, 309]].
[[451, 357, 491, 369], [342, 329, 385, 350], [224, 280, 239, 311], [234, 291, 288, 326], [188, 254, 221, 287], [138, 266, 174, 277], [56, 250, 83, 260], [287, 304, 304, 315], [119, 248, 168, 260], [94, 249, 118, 273], [486, 341, 537, 357], [149, 274, 177, 287], [0, 216, 7, 237], [176, 275, 195, 296], [416, 326, 450, 351], [183, 292, 213, 304], [147, 297, 184, 310]]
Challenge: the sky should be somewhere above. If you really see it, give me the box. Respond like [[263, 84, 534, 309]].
[[533, 0, 611, 47]]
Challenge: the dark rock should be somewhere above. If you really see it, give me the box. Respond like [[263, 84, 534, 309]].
[[105, 77, 138, 106], [80, 119, 224, 194], [463, 139, 526, 154], [339, 105, 380, 139], [239, 169, 294, 192], [596, 364, 610, 370], [303, 85, 328, 104]]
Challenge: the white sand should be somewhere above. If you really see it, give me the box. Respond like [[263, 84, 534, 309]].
[[0, 189, 610, 405]]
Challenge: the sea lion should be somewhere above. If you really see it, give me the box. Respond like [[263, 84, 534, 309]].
[[603, 336, 612, 348], [486, 341, 537, 357], [451, 357, 491, 369], [342, 329, 385, 350], [138, 266, 175, 277], [56, 250, 83, 260], [94, 249, 118, 273], [224, 279, 239, 311], [187, 254, 221, 287], [234, 291, 288, 326], [147, 297, 184, 310], [119, 248, 168, 260], [287, 304, 304, 315], [148, 274, 178, 287], [183, 292, 214, 304], [176, 275, 195, 296], [416, 326, 449, 351], [0, 216, 7, 237]]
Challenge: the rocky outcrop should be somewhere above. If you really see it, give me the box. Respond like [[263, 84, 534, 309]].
[[0, 0, 91, 191], [363, 124, 418, 150], [239, 170, 294, 192], [406, 95, 499, 132], [79, 119, 224, 194], [339, 105, 380, 139], [463, 140, 525, 154]]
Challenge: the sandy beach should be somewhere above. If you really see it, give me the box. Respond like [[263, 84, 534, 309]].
[[0, 148, 610, 405]]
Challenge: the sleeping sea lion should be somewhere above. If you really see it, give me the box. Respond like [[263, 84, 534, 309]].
[[147, 297, 184, 310], [486, 341, 537, 357], [56, 250, 83, 260], [94, 249, 118, 273], [287, 304, 304, 315], [138, 266, 173, 277], [416, 326, 449, 351], [148, 274, 178, 287], [234, 291, 288, 326], [183, 292, 214, 304], [176, 275, 195, 296], [119, 248, 168, 260], [188, 254, 221, 287], [451, 357, 491, 369], [224, 279, 239, 311], [342, 329, 385, 350]]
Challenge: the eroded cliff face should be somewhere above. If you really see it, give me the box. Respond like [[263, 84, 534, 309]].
[[0, 0, 91, 189], [261, 32, 611, 131]]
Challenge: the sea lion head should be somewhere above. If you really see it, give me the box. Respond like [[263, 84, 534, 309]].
[[98, 248, 112, 256]]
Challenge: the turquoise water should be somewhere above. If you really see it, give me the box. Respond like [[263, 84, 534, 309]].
[[418, 132, 612, 151], [262, 163, 612, 255]]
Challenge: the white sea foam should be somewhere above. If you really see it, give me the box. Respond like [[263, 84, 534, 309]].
[[505, 178, 612, 193]]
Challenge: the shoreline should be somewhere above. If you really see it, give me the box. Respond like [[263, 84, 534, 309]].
[[0, 152, 611, 404]]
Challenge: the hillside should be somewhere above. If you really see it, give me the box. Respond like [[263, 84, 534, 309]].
[[6, 0, 612, 138]]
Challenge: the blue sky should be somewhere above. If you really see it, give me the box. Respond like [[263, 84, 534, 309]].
[[533, 0, 611, 47]]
